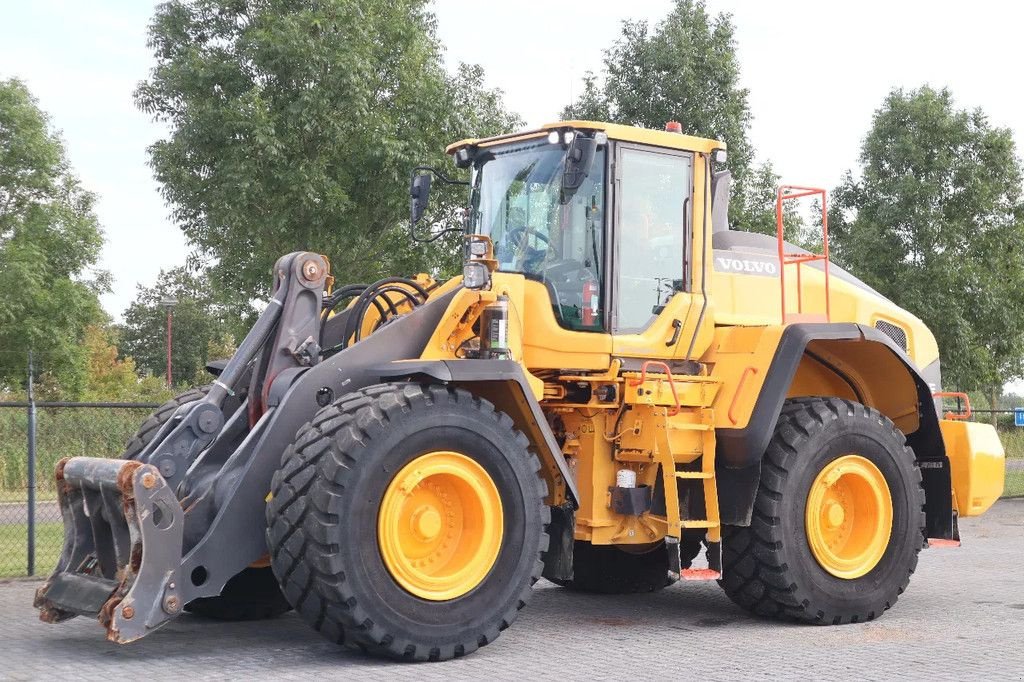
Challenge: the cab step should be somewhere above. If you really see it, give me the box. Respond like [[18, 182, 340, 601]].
[[927, 538, 961, 548]]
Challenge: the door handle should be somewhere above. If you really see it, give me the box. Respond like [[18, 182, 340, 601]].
[[665, 319, 683, 347]]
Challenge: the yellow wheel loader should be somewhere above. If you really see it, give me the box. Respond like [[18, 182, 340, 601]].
[[35, 120, 1006, 661]]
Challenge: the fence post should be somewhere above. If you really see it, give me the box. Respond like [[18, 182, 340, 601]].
[[26, 351, 36, 577]]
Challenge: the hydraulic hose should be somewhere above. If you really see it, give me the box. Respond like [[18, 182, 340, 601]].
[[342, 277, 430, 347]]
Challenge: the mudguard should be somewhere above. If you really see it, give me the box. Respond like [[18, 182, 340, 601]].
[[372, 358, 580, 508], [715, 323, 955, 539]]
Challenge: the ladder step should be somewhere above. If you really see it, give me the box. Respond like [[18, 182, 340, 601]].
[[680, 520, 719, 529], [668, 422, 712, 431], [675, 471, 713, 480], [680, 568, 721, 581], [927, 538, 961, 548]]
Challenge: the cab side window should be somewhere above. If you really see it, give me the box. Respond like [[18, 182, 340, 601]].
[[614, 147, 692, 332]]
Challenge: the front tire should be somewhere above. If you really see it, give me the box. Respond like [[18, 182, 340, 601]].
[[266, 384, 549, 661], [719, 398, 925, 624]]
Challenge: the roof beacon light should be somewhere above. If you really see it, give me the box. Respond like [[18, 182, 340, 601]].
[[547, 131, 560, 145], [665, 121, 683, 133]]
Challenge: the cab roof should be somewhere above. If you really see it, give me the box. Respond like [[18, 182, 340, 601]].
[[445, 120, 724, 155]]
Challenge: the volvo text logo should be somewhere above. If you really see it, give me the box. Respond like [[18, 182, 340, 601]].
[[714, 256, 778, 277]]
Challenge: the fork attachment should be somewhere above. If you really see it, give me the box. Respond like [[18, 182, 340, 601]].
[[34, 456, 185, 643]]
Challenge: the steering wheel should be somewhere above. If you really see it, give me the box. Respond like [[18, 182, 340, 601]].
[[507, 226, 550, 248], [505, 226, 551, 269]]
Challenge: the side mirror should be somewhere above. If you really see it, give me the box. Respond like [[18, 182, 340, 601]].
[[562, 135, 597, 203], [410, 172, 432, 225]]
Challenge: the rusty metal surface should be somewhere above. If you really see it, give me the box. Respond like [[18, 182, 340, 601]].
[[34, 458, 186, 644]]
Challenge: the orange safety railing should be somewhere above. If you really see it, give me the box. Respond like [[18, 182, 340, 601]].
[[629, 360, 682, 416], [777, 185, 831, 323], [933, 391, 972, 420]]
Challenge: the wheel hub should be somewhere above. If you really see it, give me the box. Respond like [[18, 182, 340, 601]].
[[378, 451, 503, 601], [805, 454, 893, 579]]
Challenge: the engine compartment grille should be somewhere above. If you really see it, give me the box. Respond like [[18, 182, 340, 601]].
[[874, 319, 908, 351]]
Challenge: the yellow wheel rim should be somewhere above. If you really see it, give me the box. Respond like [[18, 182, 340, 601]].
[[378, 451, 503, 601], [805, 454, 893, 579]]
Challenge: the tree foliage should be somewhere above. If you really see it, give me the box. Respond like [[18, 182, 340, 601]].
[[561, 0, 781, 233], [81, 325, 173, 401], [0, 79, 107, 395], [136, 0, 521, 301], [830, 86, 1024, 392], [118, 267, 242, 386]]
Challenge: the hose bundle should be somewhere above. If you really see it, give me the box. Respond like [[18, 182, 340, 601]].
[[320, 277, 432, 354]]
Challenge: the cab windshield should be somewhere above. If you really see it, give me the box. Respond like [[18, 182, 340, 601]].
[[470, 138, 605, 331]]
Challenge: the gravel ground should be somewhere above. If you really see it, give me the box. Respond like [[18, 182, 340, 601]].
[[1, 499, 1022, 681]]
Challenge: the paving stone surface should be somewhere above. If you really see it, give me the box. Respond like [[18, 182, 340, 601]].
[[1, 499, 1022, 681]]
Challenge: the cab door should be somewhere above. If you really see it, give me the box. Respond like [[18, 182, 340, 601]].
[[610, 143, 709, 361]]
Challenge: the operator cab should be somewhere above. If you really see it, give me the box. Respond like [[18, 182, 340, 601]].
[[414, 121, 722, 343]]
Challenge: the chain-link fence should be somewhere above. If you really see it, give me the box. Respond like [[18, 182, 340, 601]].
[[1, 400, 1022, 579], [0, 400, 158, 578]]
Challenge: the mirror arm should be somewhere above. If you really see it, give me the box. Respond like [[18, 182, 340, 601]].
[[409, 165, 471, 244], [411, 166, 471, 188]]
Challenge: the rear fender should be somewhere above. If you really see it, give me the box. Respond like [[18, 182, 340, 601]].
[[716, 323, 955, 539]]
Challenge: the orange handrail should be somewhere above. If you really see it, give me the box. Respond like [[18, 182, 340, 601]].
[[629, 360, 681, 416], [728, 366, 758, 425], [933, 391, 972, 420], [777, 185, 831, 323]]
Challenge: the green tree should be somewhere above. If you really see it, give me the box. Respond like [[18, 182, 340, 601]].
[[81, 325, 172, 401], [118, 267, 243, 386], [562, 0, 782, 233], [135, 0, 521, 301], [830, 86, 1024, 408], [0, 79, 107, 395]]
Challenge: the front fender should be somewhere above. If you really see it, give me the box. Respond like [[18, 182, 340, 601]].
[[374, 359, 579, 508]]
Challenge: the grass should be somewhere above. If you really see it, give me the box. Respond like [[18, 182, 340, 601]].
[[1000, 428, 1024, 498], [0, 522, 64, 578], [1005, 471, 1024, 498], [999, 428, 1024, 458]]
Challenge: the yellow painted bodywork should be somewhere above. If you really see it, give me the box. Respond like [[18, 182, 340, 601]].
[[413, 119, 1003, 547], [938, 420, 1005, 516], [448, 120, 721, 157]]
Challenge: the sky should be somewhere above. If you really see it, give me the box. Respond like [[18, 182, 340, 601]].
[[1, 0, 1023, 322]]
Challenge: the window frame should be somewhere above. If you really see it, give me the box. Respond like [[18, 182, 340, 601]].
[[608, 141, 695, 334]]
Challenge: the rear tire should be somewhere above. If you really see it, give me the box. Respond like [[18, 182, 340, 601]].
[[123, 384, 289, 621], [719, 398, 925, 624], [123, 386, 211, 459], [266, 383, 549, 661]]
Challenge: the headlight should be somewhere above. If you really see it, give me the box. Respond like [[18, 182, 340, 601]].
[[462, 261, 490, 290]]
